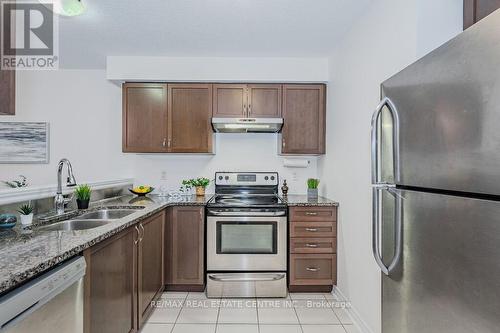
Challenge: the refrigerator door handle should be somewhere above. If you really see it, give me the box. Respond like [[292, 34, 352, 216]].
[[371, 97, 401, 184], [372, 186, 403, 276]]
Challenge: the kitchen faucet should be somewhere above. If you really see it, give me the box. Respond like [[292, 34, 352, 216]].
[[54, 158, 77, 215]]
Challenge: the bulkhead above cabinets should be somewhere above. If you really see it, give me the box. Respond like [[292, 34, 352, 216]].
[[121, 82, 326, 155]]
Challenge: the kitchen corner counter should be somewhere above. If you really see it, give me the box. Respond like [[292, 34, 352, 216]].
[[0, 194, 210, 295], [282, 195, 339, 207]]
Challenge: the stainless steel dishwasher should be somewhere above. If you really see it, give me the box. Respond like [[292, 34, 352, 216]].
[[0, 256, 86, 333]]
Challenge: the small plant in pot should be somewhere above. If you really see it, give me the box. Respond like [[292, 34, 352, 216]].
[[75, 184, 92, 210], [182, 178, 210, 196], [307, 178, 320, 199], [17, 203, 34, 226]]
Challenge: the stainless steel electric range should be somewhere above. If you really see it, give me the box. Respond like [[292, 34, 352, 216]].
[[206, 172, 288, 298]]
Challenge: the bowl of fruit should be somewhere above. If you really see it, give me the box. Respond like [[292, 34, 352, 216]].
[[129, 185, 154, 196]]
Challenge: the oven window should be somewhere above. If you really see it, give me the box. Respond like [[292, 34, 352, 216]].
[[216, 222, 277, 254]]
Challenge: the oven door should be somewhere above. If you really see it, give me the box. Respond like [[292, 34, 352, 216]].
[[207, 216, 287, 271]]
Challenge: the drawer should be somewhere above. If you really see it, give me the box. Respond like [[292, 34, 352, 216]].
[[290, 254, 336, 285], [290, 237, 336, 254], [290, 222, 336, 238], [290, 207, 337, 222]]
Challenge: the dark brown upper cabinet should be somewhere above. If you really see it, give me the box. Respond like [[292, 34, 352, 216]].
[[280, 84, 326, 155], [464, 0, 500, 29], [213, 84, 282, 118], [168, 84, 213, 153], [213, 84, 247, 117], [0, 16, 15, 116], [123, 83, 214, 153], [122, 83, 168, 153], [247, 84, 282, 118]]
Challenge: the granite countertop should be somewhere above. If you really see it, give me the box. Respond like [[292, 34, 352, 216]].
[[0, 194, 210, 295], [282, 195, 339, 207], [0, 193, 337, 295]]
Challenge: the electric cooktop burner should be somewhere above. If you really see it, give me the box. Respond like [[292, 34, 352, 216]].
[[207, 172, 285, 209], [208, 194, 285, 207]]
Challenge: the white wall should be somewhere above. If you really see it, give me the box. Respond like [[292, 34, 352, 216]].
[[0, 70, 134, 187], [107, 56, 328, 82], [319, 1, 462, 332], [2, 68, 318, 193]]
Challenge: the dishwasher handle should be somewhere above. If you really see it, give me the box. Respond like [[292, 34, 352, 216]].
[[0, 256, 86, 330]]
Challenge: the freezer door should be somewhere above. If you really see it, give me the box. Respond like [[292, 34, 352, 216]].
[[381, 189, 500, 333], [379, 11, 500, 194]]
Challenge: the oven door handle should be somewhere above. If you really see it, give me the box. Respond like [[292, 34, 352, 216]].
[[208, 273, 286, 282], [208, 211, 287, 217]]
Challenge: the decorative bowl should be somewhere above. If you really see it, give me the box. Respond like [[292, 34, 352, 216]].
[[0, 214, 17, 229], [129, 187, 154, 196]]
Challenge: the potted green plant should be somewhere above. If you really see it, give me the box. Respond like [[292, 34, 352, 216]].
[[17, 203, 33, 226], [182, 178, 211, 196], [307, 178, 320, 199], [75, 184, 92, 209]]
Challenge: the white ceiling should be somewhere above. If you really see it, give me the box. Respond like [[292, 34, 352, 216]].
[[57, 0, 372, 69]]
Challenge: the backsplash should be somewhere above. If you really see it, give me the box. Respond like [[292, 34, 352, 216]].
[[0, 185, 129, 218], [132, 133, 319, 195]]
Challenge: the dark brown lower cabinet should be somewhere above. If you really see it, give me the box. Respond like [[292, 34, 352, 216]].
[[84, 210, 165, 333], [289, 206, 337, 292], [84, 226, 137, 333], [165, 206, 205, 291], [138, 211, 165, 326]]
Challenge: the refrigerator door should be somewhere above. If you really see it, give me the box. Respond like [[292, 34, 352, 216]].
[[379, 11, 500, 195], [380, 188, 500, 333]]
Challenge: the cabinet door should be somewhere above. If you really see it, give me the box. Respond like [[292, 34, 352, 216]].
[[84, 227, 137, 333], [138, 211, 165, 326], [123, 83, 168, 152], [165, 206, 204, 289], [464, 0, 500, 29], [247, 84, 281, 118], [213, 84, 247, 117], [281, 84, 326, 155], [168, 84, 213, 153]]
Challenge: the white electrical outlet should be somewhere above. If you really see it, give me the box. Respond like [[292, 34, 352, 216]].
[[292, 172, 298, 181], [161, 171, 167, 180]]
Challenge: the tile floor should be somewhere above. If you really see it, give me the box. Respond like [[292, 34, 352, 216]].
[[143, 292, 362, 333]]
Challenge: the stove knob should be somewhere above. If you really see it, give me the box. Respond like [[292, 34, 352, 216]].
[[264, 176, 269, 180], [218, 176, 223, 180], [271, 176, 275, 181], [225, 176, 229, 180]]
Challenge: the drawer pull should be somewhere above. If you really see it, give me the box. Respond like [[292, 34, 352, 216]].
[[305, 212, 318, 216], [305, 243, 318, 248], [306, 267, 320, 272], [305, 228, 318, 232]]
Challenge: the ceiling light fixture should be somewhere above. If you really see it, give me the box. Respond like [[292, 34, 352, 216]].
[[40, 0, 86, 17]]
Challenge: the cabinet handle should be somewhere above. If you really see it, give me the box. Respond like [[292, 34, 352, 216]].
[[305, 228, 318, 232], [305, 243, 318, 248], [282, 139, 286, 148], [305, 212, 318, 216], [243, 105, 247, 117], [139, 224, 145, 242], [134, 226, 140, 244], [248, 104, 251, 115], [162, 138, 167, 147], [167, 139, 171, 148], [306, 267, 320, 272]]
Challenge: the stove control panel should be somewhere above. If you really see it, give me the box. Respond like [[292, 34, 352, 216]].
[[215, 172, 279, 186]]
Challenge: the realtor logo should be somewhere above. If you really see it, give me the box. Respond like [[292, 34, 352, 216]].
[[1, 1, 59, 70]]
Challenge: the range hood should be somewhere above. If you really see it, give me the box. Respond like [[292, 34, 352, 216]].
[[212, 117, 283, 133]]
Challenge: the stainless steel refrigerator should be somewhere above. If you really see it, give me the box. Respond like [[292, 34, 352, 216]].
[[371, 10, 500, 333]]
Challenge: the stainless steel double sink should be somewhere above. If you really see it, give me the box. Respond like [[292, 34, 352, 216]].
[[37, 208, 142, 231]]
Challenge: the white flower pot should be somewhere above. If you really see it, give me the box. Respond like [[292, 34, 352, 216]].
[[20, 213, 33, 226]]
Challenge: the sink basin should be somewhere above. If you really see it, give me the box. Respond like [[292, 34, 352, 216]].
[[77, 209, 141, 220], [37, 219, 112, 231]]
